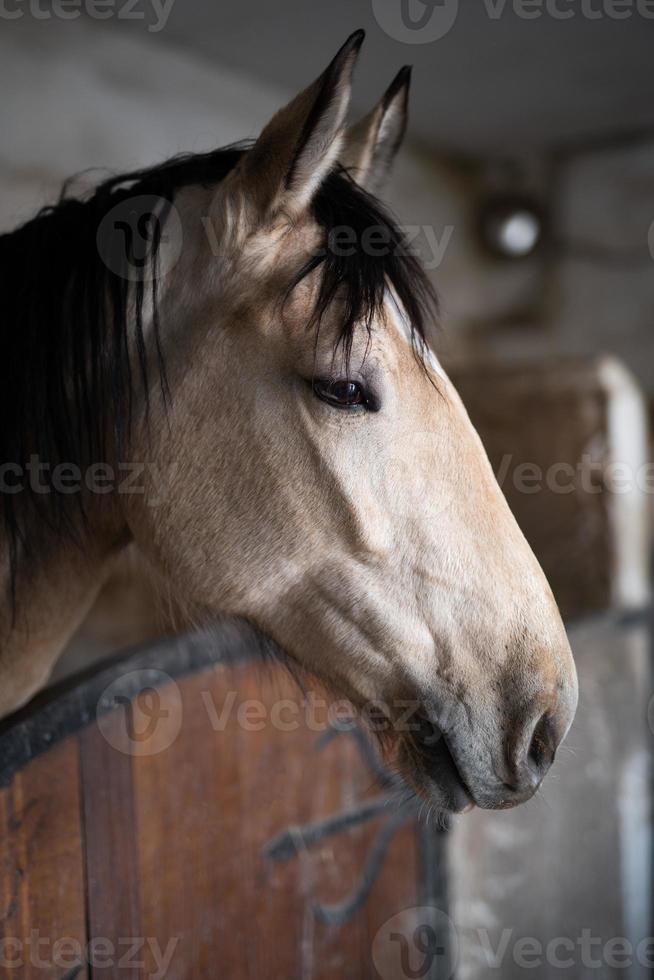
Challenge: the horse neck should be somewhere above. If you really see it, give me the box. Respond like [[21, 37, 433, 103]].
[[0, 501, 129, 717]]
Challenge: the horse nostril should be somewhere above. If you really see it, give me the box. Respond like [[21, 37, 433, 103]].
[[527, 713, 556, 778], [503, 711, 559, 800]]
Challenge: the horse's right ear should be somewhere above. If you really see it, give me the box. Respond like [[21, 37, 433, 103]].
[[239, 30, 364, 221]]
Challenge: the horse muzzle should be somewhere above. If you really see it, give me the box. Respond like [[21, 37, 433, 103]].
[[400, 677, 578, 814]]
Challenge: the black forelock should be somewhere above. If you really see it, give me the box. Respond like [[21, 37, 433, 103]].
[[301, 164, 437, 366]]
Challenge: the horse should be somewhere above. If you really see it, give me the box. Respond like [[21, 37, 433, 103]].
[[0, 30, 577, 814]]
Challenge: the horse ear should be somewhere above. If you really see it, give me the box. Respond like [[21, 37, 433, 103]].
[[240, 30, 365, 219], [340, 66, 411, 195]]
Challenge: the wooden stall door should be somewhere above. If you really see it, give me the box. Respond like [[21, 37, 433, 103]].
[[0, 633, 451, 980]]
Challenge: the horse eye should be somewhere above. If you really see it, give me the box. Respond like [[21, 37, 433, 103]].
[[312, 378, 368, 409]]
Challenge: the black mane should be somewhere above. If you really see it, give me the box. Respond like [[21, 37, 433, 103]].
[[0, 144, 437, 592]]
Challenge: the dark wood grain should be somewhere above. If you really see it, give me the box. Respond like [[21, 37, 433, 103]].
[[0, 740, 88, 980], [79, 715, 141, 980]]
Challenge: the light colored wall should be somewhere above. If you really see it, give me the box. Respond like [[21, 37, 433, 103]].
[[0, 17, 283, 229]]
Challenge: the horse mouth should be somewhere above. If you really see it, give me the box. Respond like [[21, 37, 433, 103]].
[[402, 724, 476, 815]]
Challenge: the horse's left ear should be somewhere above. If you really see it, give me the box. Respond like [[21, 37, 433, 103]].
[[340, 66, 412, 195], [238, 30, 365, 220]]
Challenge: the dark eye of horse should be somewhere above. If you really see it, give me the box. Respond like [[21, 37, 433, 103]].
[[312, 378, 368, 410]]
